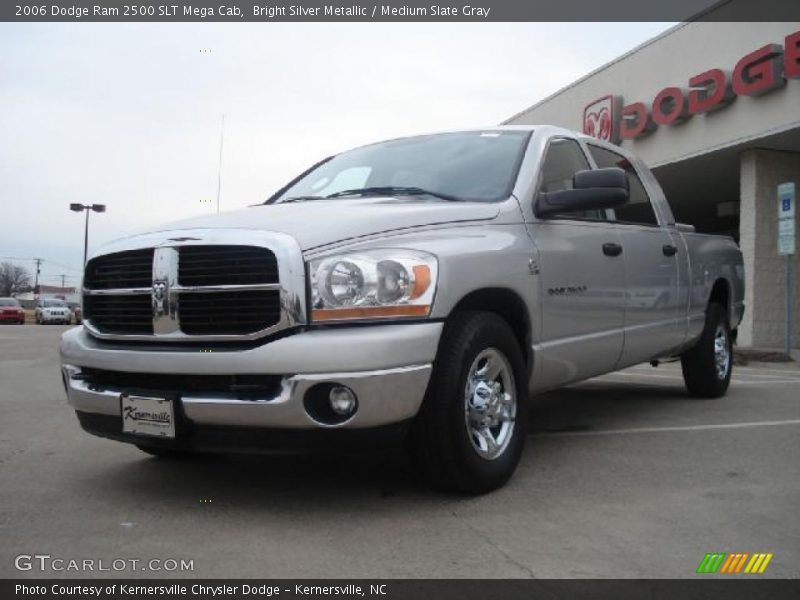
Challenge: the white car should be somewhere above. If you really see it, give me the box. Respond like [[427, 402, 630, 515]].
[[36, 298, 71, 325]]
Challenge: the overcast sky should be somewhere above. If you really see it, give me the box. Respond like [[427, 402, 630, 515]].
[[0, 22, 674, 287]]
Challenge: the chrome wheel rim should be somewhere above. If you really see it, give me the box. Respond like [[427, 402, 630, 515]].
[[464, 348, 517, 461], [714, 325, 730, 380]]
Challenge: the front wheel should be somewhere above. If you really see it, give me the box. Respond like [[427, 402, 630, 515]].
[[409, 311, 528, 494], [681, 303, 732, 398]]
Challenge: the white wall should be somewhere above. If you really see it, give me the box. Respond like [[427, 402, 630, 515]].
[[506, 20, 800, 168]]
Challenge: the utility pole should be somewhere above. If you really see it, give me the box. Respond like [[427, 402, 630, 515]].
[[60, 274, 66, 288], [33, 258, 42, 297], [216, 113, 225, 214]]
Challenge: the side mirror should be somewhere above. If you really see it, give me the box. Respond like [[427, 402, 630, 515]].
[[536, 167, 629, 218]]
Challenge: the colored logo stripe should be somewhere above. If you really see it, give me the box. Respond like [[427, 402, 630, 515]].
[[697, 553, 726, 573], [697, 552, 773, 574], [744, 553, 773, 574], [719, 553, 749, 573]]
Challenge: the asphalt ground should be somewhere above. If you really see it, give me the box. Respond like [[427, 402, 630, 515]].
[[1, 325, 798, 578]]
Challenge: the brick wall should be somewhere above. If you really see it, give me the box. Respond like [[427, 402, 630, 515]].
[[738, 149, 800, 349]]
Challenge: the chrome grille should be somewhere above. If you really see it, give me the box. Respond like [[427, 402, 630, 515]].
[[178, 245, 278, 286], [83, 295, 153, 335], [83, 242, 288, 341], [179, 290, 280, 335], [84, 249, 154, 289]]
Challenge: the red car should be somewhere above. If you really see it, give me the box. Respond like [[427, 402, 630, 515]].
[[0, 298, 25, 324]]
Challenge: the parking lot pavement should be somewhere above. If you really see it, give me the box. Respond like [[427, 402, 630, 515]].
[[1, 325, 798, 579]]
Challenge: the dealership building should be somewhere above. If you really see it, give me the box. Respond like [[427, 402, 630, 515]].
[[506, 16, 800, 350]]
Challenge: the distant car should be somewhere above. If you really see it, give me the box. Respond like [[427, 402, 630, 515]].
[[0, 298, 25, 325], [68, 303, 82, 324], [35, 298, 71, 325]]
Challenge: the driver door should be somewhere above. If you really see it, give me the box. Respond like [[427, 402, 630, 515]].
[[526, 138, 626, 390]]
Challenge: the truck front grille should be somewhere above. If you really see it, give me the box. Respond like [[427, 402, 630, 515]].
[[178, 245, 278, 286], [83, 295, 154, 335], [179, 290, 281, 335], [82, 244, 284, 340], [84, 249, 154, 289]]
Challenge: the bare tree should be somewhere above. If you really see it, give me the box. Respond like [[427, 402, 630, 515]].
[[0, 262, 32, 297]]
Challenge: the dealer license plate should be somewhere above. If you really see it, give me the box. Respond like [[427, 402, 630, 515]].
[[121, 394, 175, 438]]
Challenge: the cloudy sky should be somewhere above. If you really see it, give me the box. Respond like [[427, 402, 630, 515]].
[[0, 22, 674, 287]]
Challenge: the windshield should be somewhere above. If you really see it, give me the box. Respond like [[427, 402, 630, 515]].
[[270, 130, 530, 204], [43, 299, 67, 307], [0, 298, 20, 307]]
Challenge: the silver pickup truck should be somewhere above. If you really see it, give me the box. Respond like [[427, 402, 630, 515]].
[[60, 126, 744, 493]]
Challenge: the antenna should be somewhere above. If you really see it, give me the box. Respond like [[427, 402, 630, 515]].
[[215, 114, 225, 214]]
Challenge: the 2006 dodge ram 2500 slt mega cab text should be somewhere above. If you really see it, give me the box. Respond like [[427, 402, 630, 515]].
[[60, 126, 744, 493]]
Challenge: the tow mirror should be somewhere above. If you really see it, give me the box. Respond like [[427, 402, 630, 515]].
[[536, 167, 629, 218]]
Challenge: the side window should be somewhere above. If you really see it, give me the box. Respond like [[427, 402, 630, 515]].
[[538, 138, 607, 221], [587, 144, 659, 226]]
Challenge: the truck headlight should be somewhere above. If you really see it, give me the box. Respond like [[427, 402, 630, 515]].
[[309, 250, 437, 322]]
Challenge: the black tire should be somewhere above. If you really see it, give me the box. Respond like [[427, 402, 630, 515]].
[[136, 444, 195, 459], [409, 311, 528, 494], [681, 303, 732, 398]]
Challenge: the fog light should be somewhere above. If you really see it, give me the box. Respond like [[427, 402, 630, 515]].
[[329, 386, 357, 416]]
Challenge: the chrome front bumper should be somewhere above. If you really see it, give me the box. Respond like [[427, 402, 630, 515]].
[[60, 323, 442, 430]]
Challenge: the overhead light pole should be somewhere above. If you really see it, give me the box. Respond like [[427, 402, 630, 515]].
[[70, 203, 106, 267]]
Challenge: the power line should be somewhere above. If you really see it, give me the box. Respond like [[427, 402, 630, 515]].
[[37, 267, 80, 278], [0, 256, 83, 273], [44, 259, 84, 273]]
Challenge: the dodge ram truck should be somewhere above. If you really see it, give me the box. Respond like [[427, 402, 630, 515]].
[[60, 126, 745, 493]]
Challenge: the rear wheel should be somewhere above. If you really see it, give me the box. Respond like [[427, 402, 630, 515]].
[[409, 311, 528, 494], [681, 303, 732, 398]]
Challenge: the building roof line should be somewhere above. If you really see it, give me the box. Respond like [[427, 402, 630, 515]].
[[502, 20, 688, 125], [501, 1, 735, 125]]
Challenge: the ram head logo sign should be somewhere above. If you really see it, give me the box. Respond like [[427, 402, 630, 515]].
[[582, 95, 622, 145], [152, 280, 169, 318]]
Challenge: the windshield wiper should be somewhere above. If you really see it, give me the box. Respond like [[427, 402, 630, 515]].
[[277, 195, 325, 204], [325, 186, 462, 202]]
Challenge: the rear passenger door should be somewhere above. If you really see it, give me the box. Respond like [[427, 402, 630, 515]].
[[528, 138, 626, 390], [587, 144, 682, 365]]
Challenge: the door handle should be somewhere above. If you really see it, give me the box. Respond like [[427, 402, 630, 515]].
[[602, 242, 623, 257], [662, 244, 678, 256]]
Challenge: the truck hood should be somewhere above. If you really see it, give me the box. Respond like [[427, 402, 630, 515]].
[[146, 197, 501, 251]]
